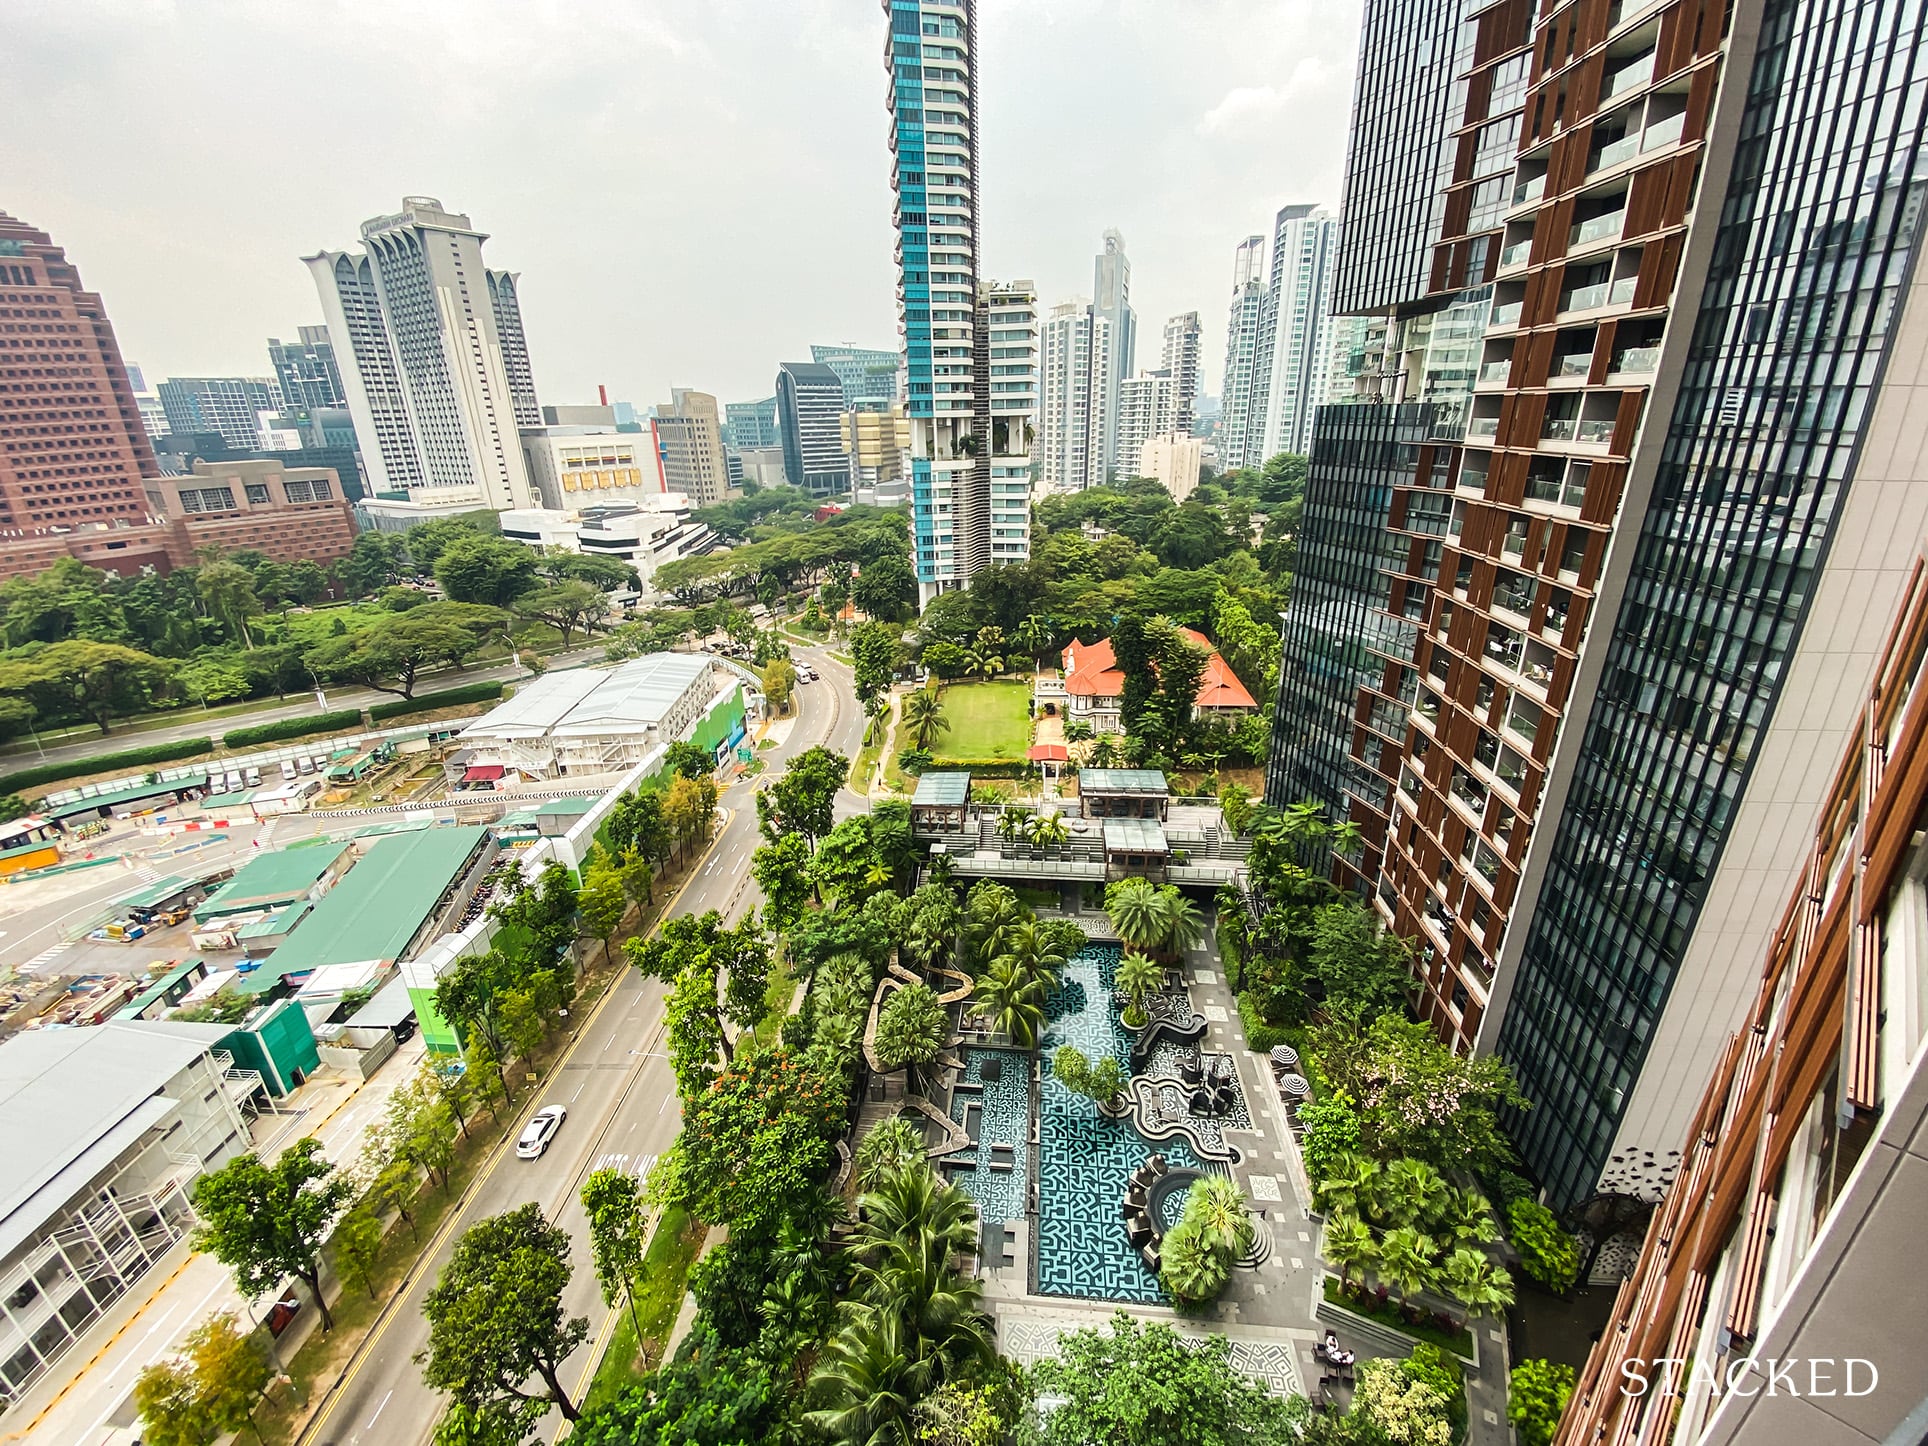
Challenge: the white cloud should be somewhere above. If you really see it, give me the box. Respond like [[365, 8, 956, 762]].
[[1198, 59, 1335, 136]]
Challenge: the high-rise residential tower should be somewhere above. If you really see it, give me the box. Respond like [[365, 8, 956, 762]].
[[267, 326, 348, 413], [775, 362, 851, 497], [1114, 371, 1177, 481], [304, 196, 539, 510], [1091, 229, 1136, 475], [155, 377, 284, 449], [809, 344, 901, 409], [1249, 205, 1340, 461], [1038, 300, 1113, 494], [884, 0, 1035, 602], [1216, 235, 1269, 470], [1265, 0, 1928, 1216], [1160, 311, 1203, 434], [0, 213, 159, 539]]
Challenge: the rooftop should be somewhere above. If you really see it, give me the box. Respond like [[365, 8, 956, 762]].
[[1061, 629, 1258, 711], [462, 654, 715, 741], [1103, 818, 1170, 854], [244, 826, 488, 992], [1079, 769, 1171, 795], [39, 773, 209, 820], [193, 842, 351, 922], [0, 1019, 234, 1262], [913, 771, 973, 807]]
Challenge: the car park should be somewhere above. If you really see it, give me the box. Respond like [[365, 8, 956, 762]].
[[516, 1104, 567, 1159]]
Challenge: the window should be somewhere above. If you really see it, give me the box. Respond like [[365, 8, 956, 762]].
[[176, 486, 235, 513], [244, 484, 270, 505]]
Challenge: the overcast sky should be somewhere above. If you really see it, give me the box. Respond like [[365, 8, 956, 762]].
[[2, 0, 1362, 411]]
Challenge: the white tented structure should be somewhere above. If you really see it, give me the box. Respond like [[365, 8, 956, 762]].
[[451, 653, 732, 782]]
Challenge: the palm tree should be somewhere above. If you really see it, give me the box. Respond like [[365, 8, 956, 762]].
[[1089, 736, 1120, 768], [1151, 888, 1205, 958], [1025, 811, 1070, 848], [1013, 613, 1054, 667], [971, 958, 1047, 1048], [1183, 1175, 1256, 1260], [965, 647, 1000, 679], [1104, 877, 1165, 955], [995, 809, 1029, 847], [1314, 1153, 1382, 1219], [1378, 1225, 1439, 1305], [847, 1166, 994, 1377], [1322, 1210, 1377, 1287], [804, 1312, 932, 1446], [1159, 1219, 1230, 1304], [1114, 950, 1163, 1029], [1382, 1157, 1451, 1230], [963, 890, 1025, 972], [1443, 1247, 1516, 1318], [901, 689, 951, 753], [995, 920, 1068, 998], [1441, 1189, 1501, 1249]]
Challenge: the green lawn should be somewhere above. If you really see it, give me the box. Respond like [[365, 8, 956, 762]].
[[932, 680, 1032, 761]]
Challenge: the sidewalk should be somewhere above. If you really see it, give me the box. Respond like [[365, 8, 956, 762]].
[[2, 1040, 425, 1446]]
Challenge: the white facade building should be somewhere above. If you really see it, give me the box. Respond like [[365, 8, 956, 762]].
[[1217, 234, 1269, 469], [498, 501, 718, 597], [1249, 204, 1339, 460], [1115, 372, 1177, 481], [981, 280, 1037, 568], [304, 197, 539, 510], [520, 427, 666, 510], [1160, 312, 1203, 435], [0, 1022, 260, 1408], [1139, 431, 1204, 503], [1039, 299, 1113, 493]]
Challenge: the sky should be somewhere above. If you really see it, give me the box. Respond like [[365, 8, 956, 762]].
[[2, 0, 1363, 412]]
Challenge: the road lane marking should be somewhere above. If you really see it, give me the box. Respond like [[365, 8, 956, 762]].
[[365, 1388, 393, 1429], [658, 1090, 674, 1115]]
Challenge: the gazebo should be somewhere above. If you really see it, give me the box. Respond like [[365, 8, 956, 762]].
[[1028, 742, 1069, 785], [1080, 768, 1172, 820], [911, 771, 973, 833]]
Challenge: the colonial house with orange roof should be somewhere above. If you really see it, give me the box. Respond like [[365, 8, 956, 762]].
[[1059, 628, 1258, 736]]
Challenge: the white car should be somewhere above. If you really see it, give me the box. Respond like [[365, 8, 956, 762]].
[[516, 1105, 567, 1159]]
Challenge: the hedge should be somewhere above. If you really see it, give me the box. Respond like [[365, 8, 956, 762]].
[[922, 756, 1035, 779], [367, 680, 504, 722], [223, 710, 365, 749], [0, 736, 216, 798], [1237, 990, 1297, 1054]]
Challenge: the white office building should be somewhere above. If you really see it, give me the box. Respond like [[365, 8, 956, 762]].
[[520, 427, 665, 510], [1039, 300, 1113, 493], [304, 197, 540, 510], [1139, 431, 1204, 504], [498, 501, 717, 596]]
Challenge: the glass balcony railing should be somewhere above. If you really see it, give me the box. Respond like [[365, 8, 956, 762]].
[[1500, 239, 1532, 268], [1594, 133, 1640, 171], [1493, 586, 1535, 616], [1542, 417, 1578, 441], [1491, 301, 1525, 327], [1477, 360, 1512, 385], [1458, 469, 1489, 495], [1577, 418, 1617, 444], [1611, 345, 1661, 374], [1555, 352, 1593, 378], [1604, 57, 1655, 97], [1643, 112, 1686, 151], [1512, 175, 1547, 207], [1571, 210, 1627, 247], [1610, 276, 1639, 305], [1527, 474, 1590, 508], [1466, 416, 1501, 440], [1564, 282, 1610, 311]]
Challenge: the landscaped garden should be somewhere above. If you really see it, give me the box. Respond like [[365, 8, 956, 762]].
[[930, 678, 1032, 762]]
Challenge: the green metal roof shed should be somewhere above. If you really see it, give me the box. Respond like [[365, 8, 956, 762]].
[[912, 772, 973, 807], [193, 842, 352, 924], [242, 826, 489, 994], [1079, 769, 1171, 795], [39, 774, 210, 820]]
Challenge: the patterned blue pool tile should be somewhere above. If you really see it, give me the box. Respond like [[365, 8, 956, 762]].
[[947, 1046, 1030, 1224]]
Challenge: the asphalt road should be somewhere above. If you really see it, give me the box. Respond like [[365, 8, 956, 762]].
[[3, 646, 609, 772], [300, 642, 869, 1446]]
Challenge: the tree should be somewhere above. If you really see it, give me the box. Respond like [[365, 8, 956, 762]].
[[1103, 877, 1164, 955], [514, 580, 606, 648], [1158, 1217, 1230, 1304], [191, 1138, 354, 1331], [852, 552, 918, 623], [1113, 950, 1163, 1029], [1377, 1226, 1439, 1303], [757, 744, 846, 847], [1507, 1198, 1581, 1293], [577, 859, 627, 966], [902, 687, 952, 752], [874, 982, 948, 1076], [581, 1167, 650, 1339], [1508, 1359, 1577, 1446], [804, 1312, 933, 1446], [1442, 1246, 1515, 1316], [197, 561, 264, 647], [1217, 780, 1255, 836], [0, 639, 174, 733], [1313, 1015, 1526, 1174], [849, 620, 905, 709], [1151, 885, 1205, 958], [761, 656, 797, 714], [434, 533, 540, 607], [1309, 901, 1414, 1022], [663, 739, 713, 780], [133, 1354, 212, 1446], [1052, 1045, 1125, 1110], [571, 1351, 782, 1445], [751, 833, 814, 932], [333, 1205, 385, 1300], [421, 1204, 590, 1426], [1024, 1312, 1297, 1446], [1182, 1174, 1255, 1261], [186, 1312, 274, 1442], [1322, 1211, 1376, 1287], [1352, 1357, 1453, 1446], [971, 957, 1047, 1048], [1299, 1092, 1364, 1187], [307, 613, 478, 698], [662, 772, 718, 863], [855, 1115, 928, 1190]]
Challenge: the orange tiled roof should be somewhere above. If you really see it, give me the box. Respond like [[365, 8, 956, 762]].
[[1061, 628, 1256, 710]]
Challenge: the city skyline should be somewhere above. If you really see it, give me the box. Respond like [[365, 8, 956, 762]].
[[0, 0, 1359, 410]]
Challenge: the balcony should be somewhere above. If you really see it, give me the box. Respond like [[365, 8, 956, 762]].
[[1499, 239, 1532, 269], [1611, 345, 1661, 375], [1526, 473, 1589, 509], [1595, 133, 1641, 171], [1604, 56, 1655, 98], [1573, 211, 1627, 250], [1466, 416, 1501, 441], [1512, 175, 1547, 207], [1476, 360, 1512, 387], [1610, 276, 1638, 306], [1577, 418, 1617, 446], [1563, 276, 1638, 314], [1542, 417, 1578, 441], [1554, 352, 1594, 379], [1492, 583, 1536, 617], [1643, 111, 1687, 152], [1491, 301, 1525, 328]]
